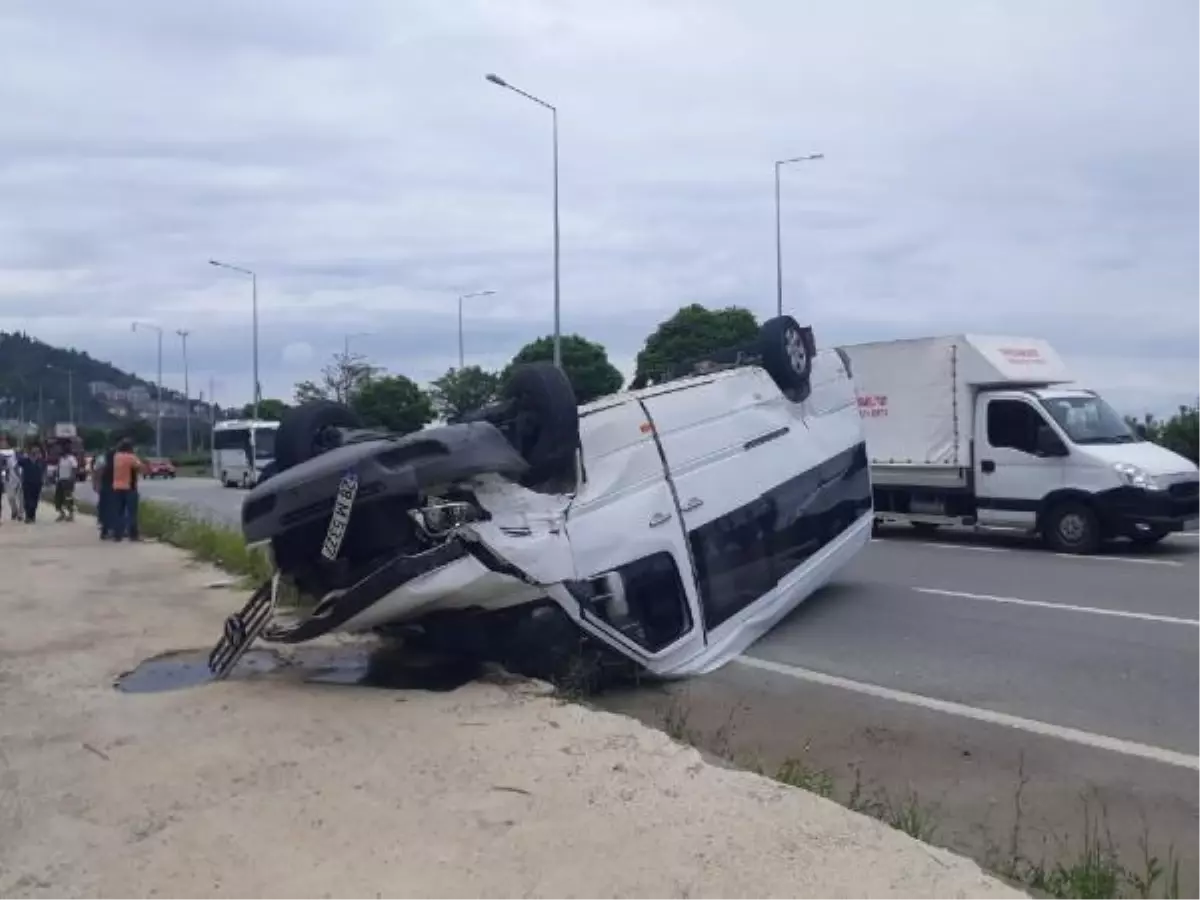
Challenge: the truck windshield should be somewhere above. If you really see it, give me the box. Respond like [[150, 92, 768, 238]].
[[1038, 395, 1134, 445]]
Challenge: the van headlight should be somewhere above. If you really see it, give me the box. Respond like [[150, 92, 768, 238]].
[[1113, 462, 1163, 491]]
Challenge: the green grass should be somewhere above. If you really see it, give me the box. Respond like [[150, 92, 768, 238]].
[[68, 493, 271, 582]]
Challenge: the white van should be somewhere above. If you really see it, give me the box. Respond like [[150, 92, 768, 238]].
[[840, 335, 1199, 552], [209, 317, 874, 681]]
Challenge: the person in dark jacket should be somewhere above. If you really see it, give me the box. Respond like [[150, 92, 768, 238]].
[[17, 444, 46, 523], [94, 441, 118, 539]]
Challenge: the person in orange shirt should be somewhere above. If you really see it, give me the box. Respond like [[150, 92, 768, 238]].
[[110, 438, 143, 542]]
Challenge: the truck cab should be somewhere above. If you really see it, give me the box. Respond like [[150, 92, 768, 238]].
[[974, 387, 1198, 551]]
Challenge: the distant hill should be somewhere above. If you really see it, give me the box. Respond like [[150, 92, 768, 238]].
[[0, 331, 211, 435]]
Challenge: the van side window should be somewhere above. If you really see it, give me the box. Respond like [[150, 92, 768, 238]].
[[987, 400, 1043, 454], [689, 443, 871, 631], [574, 552, 693, 652]]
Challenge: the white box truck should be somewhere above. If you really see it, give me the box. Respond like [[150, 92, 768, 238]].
[[838, 334, 1199, 553]]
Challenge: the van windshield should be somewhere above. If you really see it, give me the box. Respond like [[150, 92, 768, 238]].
[[1038, 394, 1134, 445]]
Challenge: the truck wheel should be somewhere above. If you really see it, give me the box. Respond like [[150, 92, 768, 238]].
[[758, 316, 814, 395], [1044, 501, 1100, 554], [502, 363, 579, 478], [275, 401, 363, 472]]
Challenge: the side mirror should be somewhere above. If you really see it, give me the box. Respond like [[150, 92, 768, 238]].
[[1036, 425, 1067, 457], [1135, 423, 1148, 440]]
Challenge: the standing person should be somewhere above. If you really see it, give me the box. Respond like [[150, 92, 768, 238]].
[[110, 438, 143, 542], [54, 446, 78, 521], [17, 445, 45, 524], [4, 447, 22, 522], [93, 442, 116, 539]]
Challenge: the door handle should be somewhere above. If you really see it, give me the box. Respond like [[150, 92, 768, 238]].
[[981, 459, 996, 474], [649, 511, 673, 527], [680, 497, 704, 512]]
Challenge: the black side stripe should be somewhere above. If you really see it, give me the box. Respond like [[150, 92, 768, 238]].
[[744, 426, 790, 451]]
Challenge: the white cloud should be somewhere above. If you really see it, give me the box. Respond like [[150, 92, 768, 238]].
[[0, 0, 1195, 415]]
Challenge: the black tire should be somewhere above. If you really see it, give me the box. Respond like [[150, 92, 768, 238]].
[[275, 400, 363, 472], [758, 315, 815, 395], [911, 522, 940, 536], [502, 363, 579, 477], [1044, 501, 1100, 554]]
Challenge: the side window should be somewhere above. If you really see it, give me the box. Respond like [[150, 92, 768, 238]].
[[987, 400, 1044, 455], [689, 442, 872, 631], [574, 552, 692, 653]]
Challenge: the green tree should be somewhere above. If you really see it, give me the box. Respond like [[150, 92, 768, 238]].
[[351, 375, 435, 435], [1159, 405, 1199, 463], [118, 419, 156, 449], [241, 398, 290, 421], [429, 366, 500, 421], [294, 351, 381, 405], [632, 304, 759, 388], [78, 426, 110, 451], [504, 334, 623, 405]]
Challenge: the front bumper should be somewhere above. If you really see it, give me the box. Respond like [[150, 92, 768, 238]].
[[1097, 484, 1200, 536]]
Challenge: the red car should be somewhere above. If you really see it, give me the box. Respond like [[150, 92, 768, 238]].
[[144, 458, 177, 479]]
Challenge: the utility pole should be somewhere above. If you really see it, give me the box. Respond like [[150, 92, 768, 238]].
[[177, 329, 192, 453], [37, 382, 43, 435]]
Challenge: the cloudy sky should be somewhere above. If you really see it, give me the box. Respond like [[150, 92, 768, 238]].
[[1, 0, 1195, 415]]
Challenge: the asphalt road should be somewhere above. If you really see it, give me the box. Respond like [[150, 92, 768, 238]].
[[79, 475, 1200, 887]]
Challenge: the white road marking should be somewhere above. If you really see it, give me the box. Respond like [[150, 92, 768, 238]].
[[1052, 553, 1182, 567], [913, 587, 1199, 627], [734, 655, 1199, 771], [918, 542, 1009, 553]]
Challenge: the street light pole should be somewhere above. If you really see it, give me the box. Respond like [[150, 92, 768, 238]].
[[132, 321, 165, 457], [486, 73, 561, 368], [177, 329, 192, 453], [773, 152, 824, 317], [456, 290, 496, 369], [343, 331, 372, 358], [209, 260, 259, 423]]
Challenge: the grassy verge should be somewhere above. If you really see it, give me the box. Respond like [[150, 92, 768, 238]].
[[653, 693, 1184, 899], [67, 493, 271, 582]]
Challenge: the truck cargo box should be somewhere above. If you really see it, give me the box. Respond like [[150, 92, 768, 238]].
[[839, 335, 1071, 467]]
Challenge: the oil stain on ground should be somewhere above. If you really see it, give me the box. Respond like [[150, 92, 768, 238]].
[[114, 644, 483, 695]]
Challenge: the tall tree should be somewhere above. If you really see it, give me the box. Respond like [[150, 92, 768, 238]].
[[429, 366, 500, 421], [351, 375, 435, 435], [505, 334, 623, 405], [294, 351, 381, 405], [632, 304, 759, 388], [241, 398, 290, 421]]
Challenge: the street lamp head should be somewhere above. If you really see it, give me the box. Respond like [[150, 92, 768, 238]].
[[208, 259, 220, 266], [485, 73, 508, 87]]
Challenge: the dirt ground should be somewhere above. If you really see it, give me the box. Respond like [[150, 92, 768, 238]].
[[0, 513, 1023, 898]]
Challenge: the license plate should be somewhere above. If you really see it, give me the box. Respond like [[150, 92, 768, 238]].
[[207, 574, 280, 679], [321, 470, 359, 561]]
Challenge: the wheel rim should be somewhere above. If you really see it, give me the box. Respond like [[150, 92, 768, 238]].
[[784, 327, 807, 374], [1059, 512, 1087, 544]]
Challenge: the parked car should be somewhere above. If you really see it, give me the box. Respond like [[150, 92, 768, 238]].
[[144, 458, 177, 479], [207, 315, 873, 683]]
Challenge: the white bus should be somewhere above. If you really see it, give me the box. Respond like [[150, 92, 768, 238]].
[[212, 419, 281, 488]]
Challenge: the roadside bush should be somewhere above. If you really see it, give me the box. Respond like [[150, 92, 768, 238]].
[[71, 495, 271, 582]]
